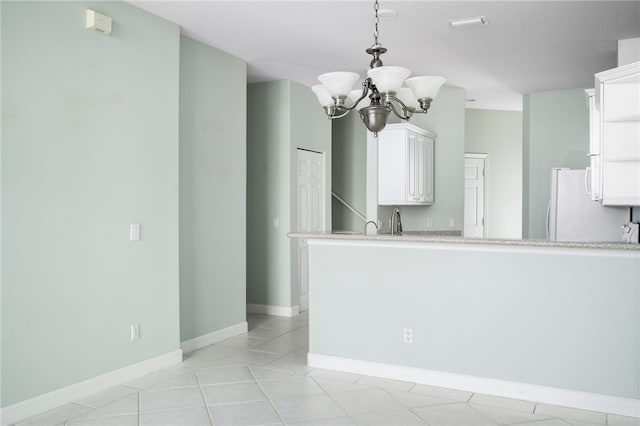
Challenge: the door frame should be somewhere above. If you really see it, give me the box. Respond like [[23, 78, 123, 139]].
[[464, 153, 489, 238], [296, 148, 326, 312]]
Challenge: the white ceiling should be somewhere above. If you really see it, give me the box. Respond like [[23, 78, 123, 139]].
[[130, 1, 640, 111]]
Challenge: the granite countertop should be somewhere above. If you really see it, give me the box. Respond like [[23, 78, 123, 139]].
[[288, 231, 640, 251]]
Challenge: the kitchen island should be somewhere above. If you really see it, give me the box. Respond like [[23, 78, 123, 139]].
[[289, 232, 640, 417]]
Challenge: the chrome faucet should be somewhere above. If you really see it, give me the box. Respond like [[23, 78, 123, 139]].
[[364, 220, 379, 234], [390, 208, 403, 236]]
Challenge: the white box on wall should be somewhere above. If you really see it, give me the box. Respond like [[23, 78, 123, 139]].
[[86, 9, 112, 35], [618, 38, 640, 66]]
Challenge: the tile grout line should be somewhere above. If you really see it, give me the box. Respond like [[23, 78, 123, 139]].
[[463, 400, 502, 426], [194, 368, 216, 426], [247, 365, 288, 424], [308, 374, 354, 423], [312, 372, 480, 422], [375, 386, 429, 425], [244, 348, 286, 356], [254, 351, 290, 372]]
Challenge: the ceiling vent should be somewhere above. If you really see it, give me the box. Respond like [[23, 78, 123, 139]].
[[449, 16, 488, 29]]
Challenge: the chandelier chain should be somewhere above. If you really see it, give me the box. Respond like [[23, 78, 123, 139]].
[[373, 0, 379, 46]]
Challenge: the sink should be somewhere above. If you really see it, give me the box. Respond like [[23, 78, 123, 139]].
[[332, 230, 363, 235]]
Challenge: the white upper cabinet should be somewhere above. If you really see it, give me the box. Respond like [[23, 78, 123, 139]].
[[377, 123, 435, 205], [595, 61, 640, 206]]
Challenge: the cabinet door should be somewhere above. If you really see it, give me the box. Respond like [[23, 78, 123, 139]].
[[378, 128, 408, 205], [378, 124, 435, 206], [414, 134, 434, 204], [424, 137, 434, 203], [406, 131, 418, 202], [405, 130, 432, 204], [415, 134, 426, 202], [602, 161, 640, 205], [597, 62, 640, 206]]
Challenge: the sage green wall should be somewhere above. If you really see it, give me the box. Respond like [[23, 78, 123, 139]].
[[392, 87, 466, 232], [179, 36, 246, 342], [247, 81, 292, 307], [310, 241, 640, 399], [1, 1, 180, 407], [332, 114, 367, 231], [523, 89, 589, 239], [247, 80, 331, 309], [465, 109, 523, 239]]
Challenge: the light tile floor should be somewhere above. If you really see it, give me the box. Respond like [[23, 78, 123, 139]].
[[14, 312, 640, 426]]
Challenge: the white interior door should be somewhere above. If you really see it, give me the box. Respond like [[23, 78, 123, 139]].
[[464, 155, 486, 238], [297, 149, 324, 312]]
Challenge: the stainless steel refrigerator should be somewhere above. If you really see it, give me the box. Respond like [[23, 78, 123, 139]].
[[547, 168, 630, 242]]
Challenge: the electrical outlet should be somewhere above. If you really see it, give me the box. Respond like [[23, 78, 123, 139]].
[[403, 328, 413, 344], [130, 324, 140, 341], [426, 217, 433, 229], [448, 218, 456, 229]]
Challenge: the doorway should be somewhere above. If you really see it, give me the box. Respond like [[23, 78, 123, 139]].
[[296, 149, 325, 312], [464, 154, 488, 238]]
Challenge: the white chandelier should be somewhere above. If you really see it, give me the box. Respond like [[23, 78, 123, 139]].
[[312, 0, 446, 136]]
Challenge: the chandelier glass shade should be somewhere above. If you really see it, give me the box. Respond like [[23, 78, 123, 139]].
[[312, 0, 446, 136]]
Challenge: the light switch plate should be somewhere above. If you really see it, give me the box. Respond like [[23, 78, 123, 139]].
[[130, 224, 141, 241], [130, 324, 140, 341]]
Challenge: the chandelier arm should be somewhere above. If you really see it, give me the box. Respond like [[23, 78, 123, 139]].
[[386, 94, 407, 109], [328, 110, 352, 119], [337, 80, 372, 113], [388, 101, 412, 121], [387, 94, 419, 118]]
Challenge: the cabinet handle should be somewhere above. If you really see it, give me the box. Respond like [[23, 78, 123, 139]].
[[585, 167, 592, 197]]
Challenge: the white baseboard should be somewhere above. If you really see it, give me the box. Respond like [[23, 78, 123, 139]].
[[180, 322, 248, 354], [308, 353, 640, 418], [246, 303, 299, 317], [1, 349, 182, 426]]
